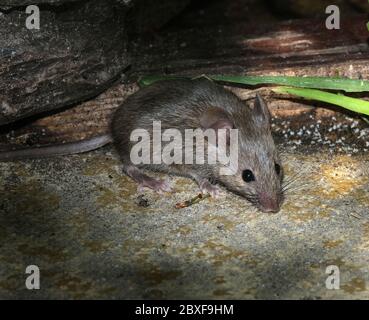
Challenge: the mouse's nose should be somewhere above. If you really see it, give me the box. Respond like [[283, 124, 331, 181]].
[[259, 193, 280, 214]]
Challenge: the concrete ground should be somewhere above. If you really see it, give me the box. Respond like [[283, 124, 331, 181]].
[[0, 119, 369, 299]]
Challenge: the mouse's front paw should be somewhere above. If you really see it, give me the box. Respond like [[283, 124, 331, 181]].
[[199, 179, 220, 198]]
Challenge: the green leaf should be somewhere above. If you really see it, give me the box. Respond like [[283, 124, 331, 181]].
[[139, 75, 369, 93], [273, 87, 369, 116], [139, 75, 369, 116], [210, 75, 369, 92]]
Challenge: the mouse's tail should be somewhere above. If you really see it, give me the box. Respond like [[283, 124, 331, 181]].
[[0, 134, 112, 162]]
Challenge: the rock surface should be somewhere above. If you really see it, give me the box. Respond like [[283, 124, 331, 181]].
[[0, 127, 368, 299], [0, 0, 190, 125]]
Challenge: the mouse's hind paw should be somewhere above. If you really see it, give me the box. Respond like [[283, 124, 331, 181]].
[[137, 178, 173, 194], [125, 165, 173, 194]]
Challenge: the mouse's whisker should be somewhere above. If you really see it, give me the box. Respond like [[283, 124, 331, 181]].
[[282, 179, 299, 191], [245, 196, 259, 204], [278, 152, 289, 162], [284, 171, 302, 182], [246, 198, 258, 204], [244, 194, 259, 201], [281, 182, 307, 195], [244, 193, 258, 198], [282, 172, 304, 188], [282, 179, 312, 194]]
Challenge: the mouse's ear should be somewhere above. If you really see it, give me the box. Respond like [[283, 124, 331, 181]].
[[200, 107, 233, 130], [253, 94, 271, 127], [200, 107, 234, 145]]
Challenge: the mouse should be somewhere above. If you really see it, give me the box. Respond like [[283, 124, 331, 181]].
[[0, 78, 284, 213]]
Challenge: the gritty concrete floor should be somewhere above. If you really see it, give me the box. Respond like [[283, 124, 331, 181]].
[[0, 137, 369, 299]]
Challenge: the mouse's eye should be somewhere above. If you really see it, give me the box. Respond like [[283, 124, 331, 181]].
[[242, 169, 255, 183], [275, 163, 281, 175]]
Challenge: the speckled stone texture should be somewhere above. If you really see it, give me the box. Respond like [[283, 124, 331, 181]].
[[0, 137, 368, 299]]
